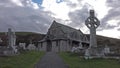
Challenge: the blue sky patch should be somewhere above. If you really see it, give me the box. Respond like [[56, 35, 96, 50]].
[[32, 0, 43, 5], [56, 0, 63, 3]]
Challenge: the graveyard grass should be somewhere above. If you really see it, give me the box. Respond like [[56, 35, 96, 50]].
[[60, 52, 120, 68], [0, 51, 45, 68]]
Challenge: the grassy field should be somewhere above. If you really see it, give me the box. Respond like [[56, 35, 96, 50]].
[[60, 52, 120, 68], [0, 51, 45, 68]]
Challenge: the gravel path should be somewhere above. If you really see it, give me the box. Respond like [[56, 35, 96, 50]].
[[34, 52, 69, 68]]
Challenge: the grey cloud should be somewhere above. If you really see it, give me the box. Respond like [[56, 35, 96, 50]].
[[106, 0, 120, 8], [0, 0, 17, 7], [0, 0, 12, 4], [68, 4, 89, 28], [77, 0, 83, 2], [0, 0, 54, 33], [64, 0, 84, 8], [105, 25, 117, 29], [97, 24, 117, 31], [117, 28, 120, 31], [98, 0, 120, 30], [64, 0, 81, 8], [117, 22, 120, 31], [67, 3, 77, 8]]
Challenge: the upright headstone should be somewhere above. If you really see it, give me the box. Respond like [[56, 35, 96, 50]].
[[85, 10, 100, 58], [4, 28, 18, 56], [8, 28, 17, 53], [0, 28, 19, 56], [104, 45, 110, 54], [0, 38, 3, 43], [19, 43, 26, 50], [27, 44, 36, 50]]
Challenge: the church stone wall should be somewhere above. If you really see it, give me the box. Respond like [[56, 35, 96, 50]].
[[38, 42, 46, 51], [52, 41, 58, 52], [66, 42, 71, 51], [38, 40, 72, 52], [59, 40, 68, 52], [60, 40, 66, 51], [51, 40, 72, 52]]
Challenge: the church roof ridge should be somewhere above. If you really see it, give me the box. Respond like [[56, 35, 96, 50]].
[[52, 20, 83, 34]]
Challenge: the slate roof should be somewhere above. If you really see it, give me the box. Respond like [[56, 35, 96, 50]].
[[46, 20, 88, 42], [50, 20, 84, 35]]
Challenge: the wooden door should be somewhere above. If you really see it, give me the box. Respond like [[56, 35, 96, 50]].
[[46, 40, 52, 52]]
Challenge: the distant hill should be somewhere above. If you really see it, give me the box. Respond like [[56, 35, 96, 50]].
[[0, 32, 45, 35], [97, 35, 120, 46], [86, 34, 120, 53], [15, 32, 45, 35], [0, 32, 46, 46], [15, 32, 46, 46], [97, 35, 120, 53]]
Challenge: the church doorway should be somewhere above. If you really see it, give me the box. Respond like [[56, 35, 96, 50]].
[[46, 40, 52, 52]]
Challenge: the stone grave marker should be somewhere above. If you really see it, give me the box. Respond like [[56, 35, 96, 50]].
[[27, 43, 36, 50], [84, 10, 104, 59]]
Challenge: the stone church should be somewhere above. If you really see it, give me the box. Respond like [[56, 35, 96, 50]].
[[38, 20, 89, 52]]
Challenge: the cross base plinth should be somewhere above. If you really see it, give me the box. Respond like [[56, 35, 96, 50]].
[[84, 47, 105, 59]]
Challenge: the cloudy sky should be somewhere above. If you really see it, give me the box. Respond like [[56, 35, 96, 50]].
[[0, 0, 120, 39]]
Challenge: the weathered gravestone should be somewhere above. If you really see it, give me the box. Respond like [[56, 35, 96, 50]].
[[0, 38, 2, 43], [84, 10, 104, 59], [19, 43, 26, 50], [0, 28, 18, 56], [104, 45, 110, 54], [4, 28, 18, 56], [27, 43, 36, 50]]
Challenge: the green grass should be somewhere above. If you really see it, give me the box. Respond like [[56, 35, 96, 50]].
[[0, 51, 45, 68], [60, 52, 120, 68]]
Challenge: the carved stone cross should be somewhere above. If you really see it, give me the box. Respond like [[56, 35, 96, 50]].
[[85, 10, 100, 47], [85, 10, 100, 29]]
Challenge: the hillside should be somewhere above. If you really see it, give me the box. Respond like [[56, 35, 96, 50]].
[[86, 34, 120, 53], [0, 32, 45, 46], [97, 35, 120, 53]]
